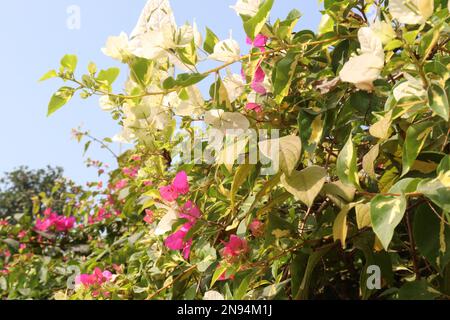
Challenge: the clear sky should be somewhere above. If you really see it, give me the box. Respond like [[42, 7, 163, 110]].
[[0, 0, 322, 184]]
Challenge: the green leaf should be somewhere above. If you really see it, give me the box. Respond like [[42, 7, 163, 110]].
[[231, 164, 255, 209], [243, 0, 274, 39], [97, 68, 120, 86], [258, 135, 302, 176], [264, 212, 295, 246], [39, 70, 58, 82], [211, 264, 228, 287], [413, 203, 450, 271], [321, 180, 356, 208], [370, 194, 407, 250], [428, 82, 449, 121], [47, 87, 75, 116], [402, 121, 434, 176], [333, 204, 356, 248], [417, 178, 450, 212], [398, 280, 440, 300], [233, 272, 253, 300], [60, 54, 78, 73], [280, 166, 327, 208], [163, 73, 207, 90], [130, 58, 152, 87], [298, 111, 324, 155], [294, 247, 331, 300], [272, 52, 298, 104], [203, 27, 219, 54], [336, 134, 360, 188]]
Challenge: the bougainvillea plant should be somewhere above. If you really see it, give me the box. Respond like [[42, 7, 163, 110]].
[[1, 0, 450, 300]]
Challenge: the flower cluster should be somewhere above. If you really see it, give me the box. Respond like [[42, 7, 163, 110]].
[[75, 268, 114, 298], [164, 201, 201, 259], [159, 171, 190, 202], [35, 208, 75, 232]]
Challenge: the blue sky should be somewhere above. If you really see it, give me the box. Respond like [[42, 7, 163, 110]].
[[0, 0, 322, 184]]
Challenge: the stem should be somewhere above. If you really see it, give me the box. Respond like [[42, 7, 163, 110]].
[[146, 265, 196, 300], [70, 35, 354, 100], [406, 210, 421, 280], [84, 133, 119, 160]]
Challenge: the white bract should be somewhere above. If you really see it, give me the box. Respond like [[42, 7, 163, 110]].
[[370, 20, 396, 45], [130, 0, 176, 38], [204, 290, 225, 300], [101, 32, 131, 62], [154, 203, 179, 236], [223, 71, 246, 102], [393, 73, 426, 101], [230, 0, 262, 17], [339, 27, 385, 92], [128, 0, 195, 60], [204, 110, 250, 133], [209, 38, 241, 63], [99, 95, 116, 111], [389, 0, 434, 25], [165, 86, 205, 117]]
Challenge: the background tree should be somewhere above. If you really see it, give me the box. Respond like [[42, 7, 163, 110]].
[[0, 166, 69, 218]]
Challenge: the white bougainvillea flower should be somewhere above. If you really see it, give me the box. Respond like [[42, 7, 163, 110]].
[[340, 27, 385, 92], [209, 37, 241, 63], [204, 290, 225, 300], [204, 109, 250, 133], [357, 27, 384, 59], [130, 0, 176, 38], [230, 0, 262, 17], [112, 128, 136, 144], [223, 71, 246, 102], [165, 86, 205, 117], [101, 32, 131, 62], [393, 73, 426, 101], [193, 21, 203, 48], [370, 19, 396, 45], [340, 54, 385, 91], [389, 0, 434, 25], [176, 24, 196, 47], [99, 95, 116, 111], [154, 203, 179, 236]]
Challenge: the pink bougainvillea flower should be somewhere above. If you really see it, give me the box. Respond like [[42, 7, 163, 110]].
[[17, 230, 27, 239], [114, 179, 128, 190], [222, 235, 249, 260], [182, 239, 193, 260], [19, 244, 26, 250], [249, 219, 265, 237], [143, 180, 153, 187], [245, 102, 263, 113], [159, 185, 179, 202], [164, 201, 201, 259], [164, 224, 192, 251], [144, 209, 154, 224], [54, 216, 76, 232], [172, 171, 190, 195], [76, 268, 114, 289], [122, 166, 138, 178], [246, 34, 268, 51], [131, 155, 142, 162], [35, 210, 75, 232], [0, 219, 8, 226], [251, 66, 267, 94], [179, 201, 201, 223]]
